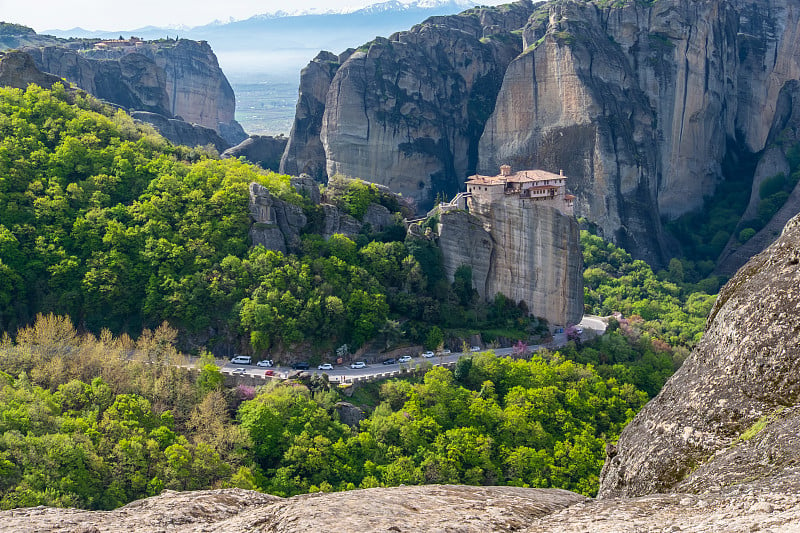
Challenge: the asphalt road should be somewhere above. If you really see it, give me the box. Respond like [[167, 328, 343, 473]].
[[217, 315, 609, 382]]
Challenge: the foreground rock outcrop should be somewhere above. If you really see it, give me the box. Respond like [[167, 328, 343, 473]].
[[599, 212, 800, 498], [0, 486, 585, 533]]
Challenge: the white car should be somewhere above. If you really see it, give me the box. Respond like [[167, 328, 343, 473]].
[[398, 355, 412, 363], [350, 361, 367, 369], [231, 368, 246, 375], [318, 363, 334, 371], [231, 355, 252, 365], [470, 346, 481, 352], [437, 349, 451, 355], [256, 359, 273, 367], [422, 351, 435, 358]]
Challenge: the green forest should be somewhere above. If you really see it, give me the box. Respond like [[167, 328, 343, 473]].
[[0, 85, 719, 509]]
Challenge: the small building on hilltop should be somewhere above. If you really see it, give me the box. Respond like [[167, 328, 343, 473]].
[[465, 165, 575, 215], [435, 164, 583, 329]]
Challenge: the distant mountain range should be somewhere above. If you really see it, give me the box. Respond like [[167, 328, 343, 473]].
[[44, 0, 483, 79]]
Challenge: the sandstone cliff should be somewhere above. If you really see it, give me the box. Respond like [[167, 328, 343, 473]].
[[280, 50, 349, 180], [438, 196, 583, 327], [285, 0, 800, 266], [478, 0, 800, 265], [20, 38, 246, 147], [0, 50, 61, 90], [599, 212, 800, 498], [281, 1, 535, 208]]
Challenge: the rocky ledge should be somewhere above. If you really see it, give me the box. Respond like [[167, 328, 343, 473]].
[[0, 485, 584, 533]]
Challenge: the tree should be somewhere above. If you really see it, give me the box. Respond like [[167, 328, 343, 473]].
[[425, 326, 444, 351]]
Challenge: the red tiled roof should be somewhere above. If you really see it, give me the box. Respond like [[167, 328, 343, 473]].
[[466, 167, 566, 185]]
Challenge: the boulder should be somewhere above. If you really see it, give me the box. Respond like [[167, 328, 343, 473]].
[[599, 213, 800, 498], [223, 135, 288, 171]]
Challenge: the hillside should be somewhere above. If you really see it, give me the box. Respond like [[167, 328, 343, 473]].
[[2, 214, 798, 531]]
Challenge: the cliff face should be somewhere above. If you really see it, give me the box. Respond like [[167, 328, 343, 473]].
[[479, 0, 800, 264], [599, 212, 800, 498], [286, 0, 800, 265], [131, 111, 229, 153], [25, 46, 171, 115], [291, 1, 535, 209], [438, 197, 583, 327], [23, 39, 246, 146], [280, 51, 348, 180], [0, 50, 61, 90]]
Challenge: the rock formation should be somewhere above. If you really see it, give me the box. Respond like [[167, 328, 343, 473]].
[[24, 46, 171, 115], [17, 37, 246, 147], [437, 185, 583, 327], [223, 135, 288, 171], [0, 50, 62, 90], [81, 39, 247, 146], [284, 0, 800, 266], [0, 486, 585, 532], [289, 175, 322, 205], [248, 183, 306, 254], [318, 2, 533, 209], [599, 212, 800, 498], [477, 0, 800, 265], [280, 50, 349, 180], [131, 111, 229, 153]]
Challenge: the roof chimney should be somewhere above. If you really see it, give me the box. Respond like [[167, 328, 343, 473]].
[[559, 169, 564, 176], [500, 164, 512, 176]]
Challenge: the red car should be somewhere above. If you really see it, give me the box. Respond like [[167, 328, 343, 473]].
[[265, 369, 275, 376]]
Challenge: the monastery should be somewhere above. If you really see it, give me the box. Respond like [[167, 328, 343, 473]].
[[438, 165, 575, 216]]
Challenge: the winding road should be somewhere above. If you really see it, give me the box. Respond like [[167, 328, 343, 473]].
[[217, 315, 608, 383]]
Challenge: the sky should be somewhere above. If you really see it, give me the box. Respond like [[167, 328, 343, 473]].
[[1, 0, 485, 32]]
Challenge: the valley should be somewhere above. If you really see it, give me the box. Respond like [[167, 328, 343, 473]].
[[1, 0, 800, 529]]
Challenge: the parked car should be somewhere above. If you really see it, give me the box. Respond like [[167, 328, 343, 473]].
[[470, 346, 481, 352], [318, 363, 334, 371], [264, 369, 275, 376], [437, 349, 451, 355], [231, 367, 246, 375], [422, 351, 435, 358], [256, 359, 273, 367], [398, 355, 412, 363], [382, 358, 396, 365], [231, 355, 252, 365], [350, 361, 367, 369], [292, 362, 310, 370]]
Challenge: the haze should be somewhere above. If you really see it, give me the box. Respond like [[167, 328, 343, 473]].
[[1, 0, 500, 32]]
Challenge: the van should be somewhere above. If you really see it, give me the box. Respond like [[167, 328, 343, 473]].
[[231, 355, 252, 365]]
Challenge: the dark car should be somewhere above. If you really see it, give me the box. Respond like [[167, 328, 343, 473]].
[[382, 358, 396, 365], [292, 362, 310, 370]]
